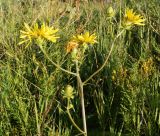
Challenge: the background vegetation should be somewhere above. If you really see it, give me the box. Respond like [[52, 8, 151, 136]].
[[0, 0, 160, 135]]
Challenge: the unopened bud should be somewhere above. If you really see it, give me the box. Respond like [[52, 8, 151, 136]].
[[107, 6, 115, 18]]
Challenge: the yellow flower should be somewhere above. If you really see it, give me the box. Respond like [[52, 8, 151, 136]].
[[19, 22, 59, 45], [123, 8, 145, 29], [73, 31, 97, 45], [39, 23, 59, 42]]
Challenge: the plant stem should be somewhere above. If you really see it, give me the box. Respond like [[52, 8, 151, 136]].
[[83, 30, 125, 85], [40, 47, 77, 76], [76, 61, 87, 136], [67, 100, 85, 134], [34, 101, 41, 136]]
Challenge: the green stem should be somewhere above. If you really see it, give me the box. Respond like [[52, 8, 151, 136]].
[[76, 61, 87, 136], [40, 47, 77, 76], [83, 30, 125, 85], [67, 100, 85, 134], [34, 101, 41, 136]]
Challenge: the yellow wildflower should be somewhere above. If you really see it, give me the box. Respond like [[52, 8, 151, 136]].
[[73, 31, 97, 45], [19, 22, 59, 45], [39, 23, 59, 42], [123, 8, 145, 29]]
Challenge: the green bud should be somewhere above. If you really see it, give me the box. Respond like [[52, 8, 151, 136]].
[[71, 48, 78, 60], [107, 6, 115, 18], [62, 85, 75, 100]]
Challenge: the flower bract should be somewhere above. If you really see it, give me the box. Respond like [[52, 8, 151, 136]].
[[66, 41, 78, 53], [62, 85, 75, 100]]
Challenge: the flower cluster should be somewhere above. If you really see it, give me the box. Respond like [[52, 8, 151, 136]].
[[66, 31, 97, 60], [19, 8, 145, 47], [18, 8, 145, 60]]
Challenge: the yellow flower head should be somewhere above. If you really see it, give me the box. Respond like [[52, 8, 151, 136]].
[[123, 8, 145, 29], [72, 31, 97, 45], [19, 22, 59, 45]]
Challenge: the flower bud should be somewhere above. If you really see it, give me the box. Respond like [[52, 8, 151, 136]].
[[62, 85, 75, 100], [107, 6, 115, 18]]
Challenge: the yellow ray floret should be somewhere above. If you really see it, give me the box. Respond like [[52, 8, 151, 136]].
[[73, 31, 97, 45], [123, 8, 145, 28], [19, 22, 59, 45]]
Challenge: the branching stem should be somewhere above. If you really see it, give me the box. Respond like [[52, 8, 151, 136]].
[[40, 47, 77, 76], [67, 100, 85, 134], [83, 30, 124, 85]]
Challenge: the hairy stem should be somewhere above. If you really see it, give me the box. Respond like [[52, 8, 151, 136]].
[[76, 61, 87, 136], [40, 47, 77, 76], [67, 100, 85, 134]]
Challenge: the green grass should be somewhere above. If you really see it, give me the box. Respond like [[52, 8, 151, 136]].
[[0, 0, 160, 136]]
